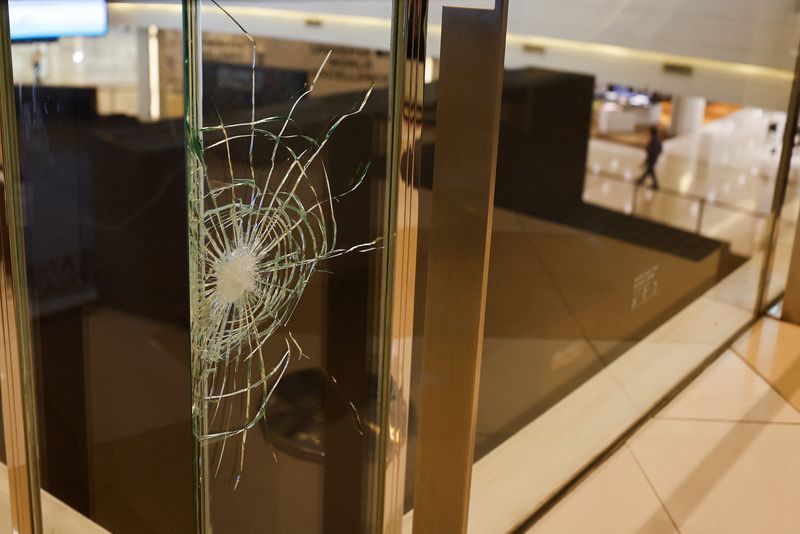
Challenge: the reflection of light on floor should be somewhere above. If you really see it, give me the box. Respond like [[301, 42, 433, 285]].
[[679, 173, 693, 193], [704, 213, 753, 255], [592, 163, 600, 174], [585, 107, 796, 256], [644, 189, 654, 201]]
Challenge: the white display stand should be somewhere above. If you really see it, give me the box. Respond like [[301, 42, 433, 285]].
[[598, 102, 662, 134]]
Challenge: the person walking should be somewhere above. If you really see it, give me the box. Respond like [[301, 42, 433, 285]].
[[636, 127, 662, 190]]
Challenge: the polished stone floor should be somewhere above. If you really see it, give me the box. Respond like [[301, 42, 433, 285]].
[[527, 317, 800, 534], [585, 108, 800, 257], [432, 107, 800, 533]]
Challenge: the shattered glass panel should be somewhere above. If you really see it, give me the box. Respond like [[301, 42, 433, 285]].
[[190, 50, 376, 471], [189, 1, 394, 531]]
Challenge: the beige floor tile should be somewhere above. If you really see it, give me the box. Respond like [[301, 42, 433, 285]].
[[463, 368, 640, 534], [732, 317, 800, 413], [606, 296, 752, 413], [629, 418, 800, 534], [526, 446, 678, 534], [658, 350, 800, 423], [476, 337, 603, 458], [607, 340, 725, 412]]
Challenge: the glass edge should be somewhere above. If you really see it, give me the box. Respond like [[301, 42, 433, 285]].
[[0, 3, 44, 533]]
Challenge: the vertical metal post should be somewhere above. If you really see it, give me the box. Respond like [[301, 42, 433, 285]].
[[784, 218, 800, 322], [182, 2, 210, 533], [0, 4, 43, 533], [757, 35, 800, 313], [411, 1, 508, 532], [378, 0, 428, 532]]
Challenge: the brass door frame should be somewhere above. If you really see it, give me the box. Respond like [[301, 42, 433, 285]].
[[0, 4, 44, 534], [785, 223, 800, 322], [758, 35, 800, 314], [775, 38, 800, 321], [411, 1, 509, 532]]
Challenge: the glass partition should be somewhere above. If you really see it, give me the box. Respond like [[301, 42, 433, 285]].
[[8, 2, 191, 532], [188, 1, 398, 532], [404, 0, 800, 531], [1, 0, 417, 531], [1, 0, 798, 532]]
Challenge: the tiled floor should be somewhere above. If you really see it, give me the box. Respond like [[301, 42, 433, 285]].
[[527, 317, 800, 534], [406, 105, 800, 533]]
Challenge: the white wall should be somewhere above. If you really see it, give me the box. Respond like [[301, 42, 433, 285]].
[[11, 28, 141, 116], [96, 2, 800, 109]]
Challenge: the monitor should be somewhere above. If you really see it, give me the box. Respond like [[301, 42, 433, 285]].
[[9, 0, 108, 41]]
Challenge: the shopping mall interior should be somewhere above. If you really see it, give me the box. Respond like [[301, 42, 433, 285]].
[[0, 1, 799, 533]]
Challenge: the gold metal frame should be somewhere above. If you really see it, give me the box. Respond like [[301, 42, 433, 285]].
[[757, 35, 800, 314], [0, 4, 43, 533], [785, 225, 800, 322], [772, 38, 800, 321], [411, 1, 508, 532]]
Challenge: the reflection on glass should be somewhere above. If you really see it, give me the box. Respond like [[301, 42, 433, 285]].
[[193, 1, 393, 532], [404, 0, 800, 529], [190, 45, 377, 474], [10, 2, 192, 532]]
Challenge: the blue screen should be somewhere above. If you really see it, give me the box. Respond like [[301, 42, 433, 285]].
[[10, 0, 108, 41]]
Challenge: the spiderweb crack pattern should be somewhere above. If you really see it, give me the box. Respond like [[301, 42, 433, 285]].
[[188, 8, 377, 482]]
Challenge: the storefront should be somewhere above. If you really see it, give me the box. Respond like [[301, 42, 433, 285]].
[[0, 1, 798, 532]]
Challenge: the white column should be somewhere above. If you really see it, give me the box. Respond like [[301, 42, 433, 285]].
[[136, 26, 160, 122], [671, 95, 707, 136]]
